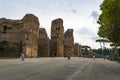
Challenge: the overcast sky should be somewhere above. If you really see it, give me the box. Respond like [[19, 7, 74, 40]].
[[0, 0, 109, 49]]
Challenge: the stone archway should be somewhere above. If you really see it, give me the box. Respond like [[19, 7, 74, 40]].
[[0, 41, 9, 56]]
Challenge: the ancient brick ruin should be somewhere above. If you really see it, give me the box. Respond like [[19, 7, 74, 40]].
[[64, 29, 74, 56], [0, 14, 82, 57], [22, 14, 39, 57], [74, 43, 82, 56], [0, 14, 39, 57], [38, 28, 50, 57], [50, 18, 64, 57]]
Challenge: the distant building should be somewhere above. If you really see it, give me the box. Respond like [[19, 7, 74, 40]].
[[38, 28, 50, 57], [74, 43, 82, 56], [79, 45, 82, 56]]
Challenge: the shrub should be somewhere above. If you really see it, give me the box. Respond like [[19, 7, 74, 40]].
[[114, 57, 120, 61]]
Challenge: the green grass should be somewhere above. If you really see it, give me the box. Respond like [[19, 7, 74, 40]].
[[114, 57, 120, 61]]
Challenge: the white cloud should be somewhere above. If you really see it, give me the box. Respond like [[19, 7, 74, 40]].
[[76, 27, 93, 35], [90, 11, 99, 20]]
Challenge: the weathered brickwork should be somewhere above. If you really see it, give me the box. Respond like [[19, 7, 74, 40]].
[[64, 29, 74, 56], [50, 18, 64, 57], [0, 14, 82, 57], [74, 43, 82, 56], [38, 28, 50, 57], [0, 14, 39, 57]]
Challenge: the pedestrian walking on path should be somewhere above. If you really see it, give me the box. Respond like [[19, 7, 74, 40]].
[[67, 54, 71, 60], [93, 55, 95, 60], [20, 52, 25, 61]]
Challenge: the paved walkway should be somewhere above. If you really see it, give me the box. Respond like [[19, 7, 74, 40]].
[[0, 57, 120, 80]]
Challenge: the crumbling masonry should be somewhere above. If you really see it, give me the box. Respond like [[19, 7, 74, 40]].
[[0, 14, 39, 57], [64, 29, 74, 56], [50, 18, 64, 57], [0, 14, 82, 57]]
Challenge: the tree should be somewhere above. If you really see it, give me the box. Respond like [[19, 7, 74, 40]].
[[96, 39, 109, 55], [97, 0, 120, 44], [82, 46, 92, 57], [110, 43, 119, 56]]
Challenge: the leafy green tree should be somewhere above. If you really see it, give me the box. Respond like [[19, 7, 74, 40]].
[[98, 0, 120, 44], [110, 43, 119, 56], [96, 39, 109, 55], [82, 46, 92, 57]]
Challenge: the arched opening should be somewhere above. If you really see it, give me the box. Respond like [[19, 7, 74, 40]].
[[3, 25, 7, 33], [0, 41, 9, 56]]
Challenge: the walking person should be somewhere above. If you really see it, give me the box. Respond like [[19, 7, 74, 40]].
[[20, 52, 25, 61], [93, 55, 95, 60], [68, 54, 71, 60]]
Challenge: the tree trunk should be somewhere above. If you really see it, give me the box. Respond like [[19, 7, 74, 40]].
[[114, 45, 119, 57], [100, 42, 103, 55]]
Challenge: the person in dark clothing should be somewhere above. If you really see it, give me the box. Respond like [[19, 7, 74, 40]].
[[68, 54, 71, 60]]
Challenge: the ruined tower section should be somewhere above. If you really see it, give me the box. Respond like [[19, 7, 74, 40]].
[[74, 43, 82, 56], [22, 14, 39, 57], [79, 45, 82, 56], [38, 28, 50, 57], [50, 18, 64, 57], [0, 18, 22, 56], [64, 29, 74, 56]]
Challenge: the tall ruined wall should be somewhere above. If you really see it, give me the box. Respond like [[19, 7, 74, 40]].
[[64, 29, 74, 56], [74, 43, 82, 56], [22, 14, 39, 57], [0, 19, 22, 43], [50, 18, 64, 57], [0, 18, 23, 56], [0, 14, 39, 57], [38, 28, 50, 57], [79, 45, 82, 56]]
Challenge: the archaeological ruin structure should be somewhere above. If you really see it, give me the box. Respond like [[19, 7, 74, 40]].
[[38, 28, 50, 57], [64, 29, 74, 56], [0, 14, 82, 58], [50, 18, 64, 57], [74, 43, 82, 56], [0, 14, 39, 57]]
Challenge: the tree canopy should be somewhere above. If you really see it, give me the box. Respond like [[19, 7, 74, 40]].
[[97, 0, 120, 44], [96, 39, 110, 43], [82, 45, 91, 49]]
